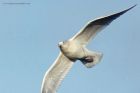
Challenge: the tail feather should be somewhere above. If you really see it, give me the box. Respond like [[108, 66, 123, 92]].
[[80, 51, 103, 68]]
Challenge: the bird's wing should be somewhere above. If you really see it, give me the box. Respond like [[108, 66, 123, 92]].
[[41, 52, 74, 93], [70, 5, 136, 45]]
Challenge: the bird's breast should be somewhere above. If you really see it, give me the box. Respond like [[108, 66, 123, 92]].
[[59, 42, 85, 60]]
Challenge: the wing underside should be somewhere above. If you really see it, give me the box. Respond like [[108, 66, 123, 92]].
[[41, 53, 74, 93]]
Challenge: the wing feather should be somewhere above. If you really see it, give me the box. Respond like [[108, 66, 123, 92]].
[[71, 5, 136, 45], [41, 53, 74, 93]]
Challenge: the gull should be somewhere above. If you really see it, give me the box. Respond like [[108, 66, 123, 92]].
[[41, 5, 136, 93]]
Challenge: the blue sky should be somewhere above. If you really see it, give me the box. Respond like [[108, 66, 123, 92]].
[[0, 0, 140, 93]]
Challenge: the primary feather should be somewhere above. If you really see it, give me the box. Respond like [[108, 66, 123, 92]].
[[71, 5, 136, 45]]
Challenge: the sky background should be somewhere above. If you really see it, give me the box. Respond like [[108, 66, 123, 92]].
[[0, 0, 140, 93]]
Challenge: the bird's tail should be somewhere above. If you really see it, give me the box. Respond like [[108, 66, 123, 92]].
[[79, 50, 103, 68]]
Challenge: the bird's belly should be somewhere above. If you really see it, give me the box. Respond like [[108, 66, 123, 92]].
[[62, 46, 85, 60]]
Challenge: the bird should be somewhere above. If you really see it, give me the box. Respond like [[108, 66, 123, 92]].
[[41, 5, 136, 93]]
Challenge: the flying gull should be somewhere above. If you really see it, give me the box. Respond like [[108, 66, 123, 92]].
[[41, 5, 136, 93]]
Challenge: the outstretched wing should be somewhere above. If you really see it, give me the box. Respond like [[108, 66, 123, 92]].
[[71, 5, 136, 45], [41, 53, 74, 93]]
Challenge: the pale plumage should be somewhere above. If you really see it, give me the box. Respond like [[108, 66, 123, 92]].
[[41, 5, 136, 93], [41, 53, 74, 93]]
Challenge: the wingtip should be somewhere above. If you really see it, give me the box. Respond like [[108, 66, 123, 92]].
[[106, 4, 137, 21], [122, 4, 137, 14], [126, 4, 137, 11], [132, 4, 137, 8]]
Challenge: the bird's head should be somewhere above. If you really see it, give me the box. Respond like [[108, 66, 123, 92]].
[[58, 41, 70, 52], [58, 41, 63, 48], [58, 41, 67, 48]]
